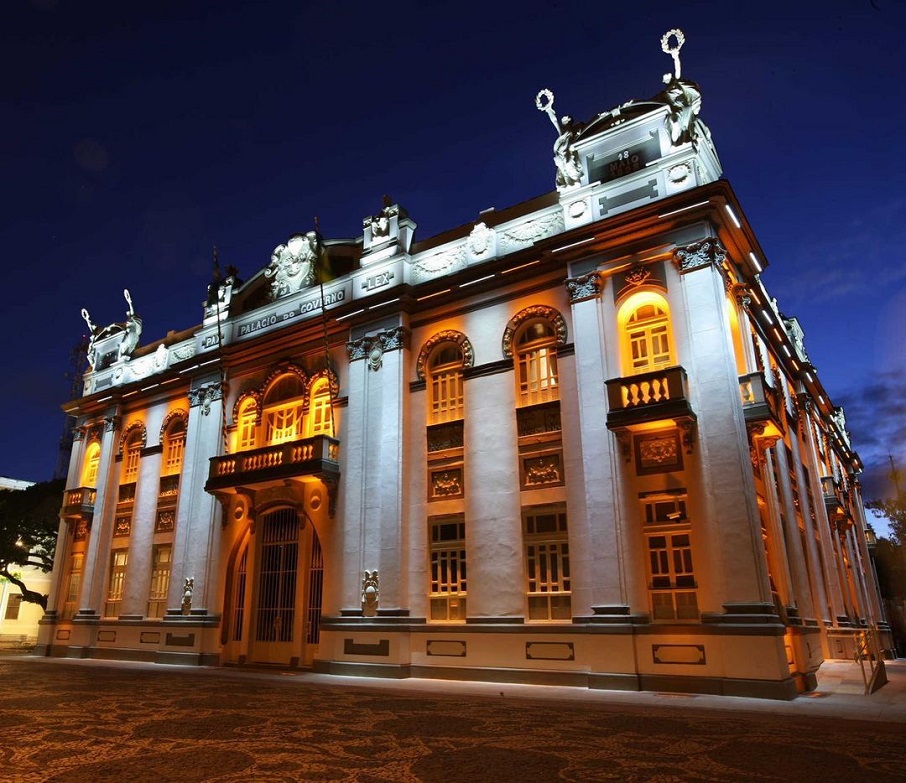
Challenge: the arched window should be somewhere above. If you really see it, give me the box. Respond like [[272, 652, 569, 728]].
[[237, 398, 258, 451], [82, 442, 101, 488], [307, 378, 334, 437], [162, 417, 186, 476], [427, 342, 465, 424], [122, 429, 143, 483], [516, 320, 559, 406], [619, 292, 675, 375], [263, 374, 305, 445]]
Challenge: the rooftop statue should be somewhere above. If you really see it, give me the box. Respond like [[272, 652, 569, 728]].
[[81, 289, 143, 370], [659, 29, 708, 146], [536, 89, 584, 190]]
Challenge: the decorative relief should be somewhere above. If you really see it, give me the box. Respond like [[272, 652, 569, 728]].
[[624, 264, 652, 288], [522, 454, 563, 488], [467, 222, 495, 257], [412, 246, 465, 282], [362, 570, 380, 617], [502, 306, 567, 359], [104, 416, 118, 433], [159, 409, 188, 442], [497, 211, 564, 253], [565, 272, 602, 303], [346, 327, 409, 371], [265, 232, 319, 300], [430, 468, 464, 500], [74, 518, 89, 541], [114, 515, 131, 537], [673, 238, 727, 273], [415, 331, 474, 381], [667, 163, 690, 184], [73, 427, 85, 442], [155, 510, 176, 533], [171, 342, 196, 362], [567, 199, 587, 219], [118, 422, 147, 456], [188, 382, 224, 415], [730, 282, 751, 308], [232, 389, 263, 426], [635, 431, 683, 474]]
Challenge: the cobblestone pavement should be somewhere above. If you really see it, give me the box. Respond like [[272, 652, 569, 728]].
[[2, 657, 905, 783]]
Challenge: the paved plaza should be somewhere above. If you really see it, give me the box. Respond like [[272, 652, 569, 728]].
[[1, 655, 904, 782]]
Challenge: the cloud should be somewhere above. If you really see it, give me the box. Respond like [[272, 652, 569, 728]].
[[835, 368, 906, 503]]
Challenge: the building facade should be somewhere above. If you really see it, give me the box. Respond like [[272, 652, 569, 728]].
[[37, 32, 891, 698]]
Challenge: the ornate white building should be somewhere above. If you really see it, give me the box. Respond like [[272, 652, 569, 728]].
[[37, 32, 891, 698]]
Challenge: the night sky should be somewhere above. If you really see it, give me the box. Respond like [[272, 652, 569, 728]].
[[2, 1, 904, 532]]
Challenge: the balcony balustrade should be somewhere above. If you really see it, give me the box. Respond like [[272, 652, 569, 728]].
[[821, 475, 850, 522], [61, 486, 96, 519], [605, 366, 695, 430], [739, 372, 783, 432], [206, 434, 340, 493]]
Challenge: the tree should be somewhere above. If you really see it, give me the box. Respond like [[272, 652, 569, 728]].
[[0, 479, 64, 610], [866, 496, 906, 546]]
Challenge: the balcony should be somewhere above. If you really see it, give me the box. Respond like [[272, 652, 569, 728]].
[[605, 366, 696, 431], [821, 475, 850, 523], [61, 487, 96, 519], [739, 372, 783, 439], [205, 435, 340, 494]]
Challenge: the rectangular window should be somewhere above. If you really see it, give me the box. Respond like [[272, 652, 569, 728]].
[[123, 445, 141, 483], [430, 369, 464, 424], [643, 494, 698, 621], [147, 545, 172, 618], [4, 593, 22, 620], [238, 409, 257, 451], [429, 516, 467, 621], [309, 388, 334, 436], [164, 434, 185, 475], [63, 552, 84, 619], [523, 506, 571, 621], [104, 549, 128, 618], [518, 347, 559, 406]]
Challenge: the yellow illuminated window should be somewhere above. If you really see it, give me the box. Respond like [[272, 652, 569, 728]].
[[82, 442, 101, 488], [619, 293, 675, 375], [516, 321, 559, 407], [643, 495, 698, 621], [427, 343, 464, 424], [308, 379, 334, 437], [122, 431, 142, 483], [263, 375, 305, 445], [237, 399, 258, 451], [163, 418, 186, 475]]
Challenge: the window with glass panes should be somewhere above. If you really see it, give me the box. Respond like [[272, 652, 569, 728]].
[[429, 515, 467, 621], [523, 506, 571, 620], [104, 549, 128, 617], [516, 321, 559, 406], [308, 379, 334, 436], [82, 442, 101, 487], [626, 301, 672, 374], [147, 545, 172, 618], [643, 494, 698, 620], [263, 375, 305, 445], [122, 431, 142, 483], [163, 419, 186, 475], [237, 400, 258, 451], [63, 552, 84, 619], [428, 343, 464, 424]]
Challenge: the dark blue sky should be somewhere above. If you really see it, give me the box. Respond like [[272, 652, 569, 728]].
[[2, 1, 904, 525]]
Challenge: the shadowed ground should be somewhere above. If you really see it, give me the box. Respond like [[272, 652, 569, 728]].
[[1, 657, 904, 782]]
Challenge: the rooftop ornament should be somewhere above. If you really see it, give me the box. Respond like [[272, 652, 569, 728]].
[[81, 288, 143, 370], [536, 88, 583, 190], [659, 28, 708, 146]]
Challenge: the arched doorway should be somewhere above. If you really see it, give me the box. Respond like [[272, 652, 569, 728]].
[[225, 507, 324, 667]]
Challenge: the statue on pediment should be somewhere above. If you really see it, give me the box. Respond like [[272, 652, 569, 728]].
[[265, 232, 319, 300], [81, 288, 143, 370], [536, 89, 583, 189], [658, 29, 709, 146]]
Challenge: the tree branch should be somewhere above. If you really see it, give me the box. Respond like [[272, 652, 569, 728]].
[[0, 567, 47, 610]]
